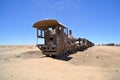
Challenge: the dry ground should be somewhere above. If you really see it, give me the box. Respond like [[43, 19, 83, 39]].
[[0, 45, 120, 80]]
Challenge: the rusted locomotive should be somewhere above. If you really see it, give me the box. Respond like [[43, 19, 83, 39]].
[[33, 19, 94, 57]]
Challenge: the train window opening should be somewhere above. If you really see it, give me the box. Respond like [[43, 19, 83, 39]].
[[37, 29, 41, 37], [50, 37, 53, 40], [64, 28, 68, 36], [52, 47, 55, 49], [48, 27, 52, 30], [59, 27, 62, 30], [37, 29, 44, 38], [42, 30, 44, 37], [43, 47, 46, 49]]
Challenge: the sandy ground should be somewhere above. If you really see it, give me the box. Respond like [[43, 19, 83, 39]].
[[0, 45, 120, 80]]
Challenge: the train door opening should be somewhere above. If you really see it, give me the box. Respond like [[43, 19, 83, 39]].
[[36, 29, 45, 45]]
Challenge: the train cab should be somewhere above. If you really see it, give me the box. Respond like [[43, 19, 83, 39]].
[[33, 20, 68, 56]]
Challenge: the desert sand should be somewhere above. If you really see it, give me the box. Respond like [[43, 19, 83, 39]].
[[0, 45, 120, 80]]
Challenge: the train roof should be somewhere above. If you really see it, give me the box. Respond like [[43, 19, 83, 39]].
[[33, 19, 66, 30]]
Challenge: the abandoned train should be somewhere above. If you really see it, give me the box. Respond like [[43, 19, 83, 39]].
[[33, 19, 94, 56]]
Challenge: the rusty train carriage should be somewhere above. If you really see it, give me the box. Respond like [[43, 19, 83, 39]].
[[33, 20, 75, 56], [33, 19, 94, 57], [75, 38, 94, 51]]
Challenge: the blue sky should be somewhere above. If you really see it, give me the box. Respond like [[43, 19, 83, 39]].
[[0, 0, 120, 45]]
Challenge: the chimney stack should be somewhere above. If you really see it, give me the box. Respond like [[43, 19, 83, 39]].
[[69, 30, 72, 35]]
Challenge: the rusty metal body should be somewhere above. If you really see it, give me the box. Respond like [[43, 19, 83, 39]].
[[33, 19, 94, 56], [33, 20, 75, 56], [75, 38, 94, 51]]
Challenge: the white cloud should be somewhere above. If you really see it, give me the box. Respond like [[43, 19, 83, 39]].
[[51, 0, 66, 10], [50, 0, 81, 11]]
